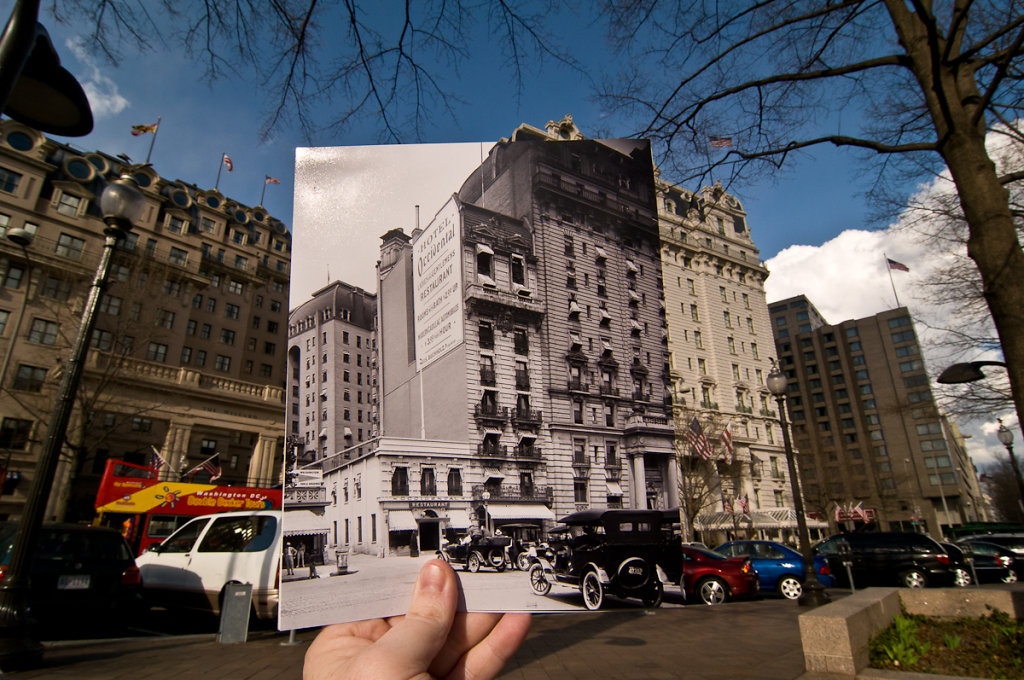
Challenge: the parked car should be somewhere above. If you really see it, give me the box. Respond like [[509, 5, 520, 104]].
[[715, 540, 834, 599], [438, 532, 511, 572], [495, 523, 542, 570], [816, 531, 954, 588], [528, 509, 668, 610], [660, 544, 760, 605], [957, 533, 1024, 557], [0, 522, 143, 632], [953, 539, 1021, 582], [135, 509, 281, 619]]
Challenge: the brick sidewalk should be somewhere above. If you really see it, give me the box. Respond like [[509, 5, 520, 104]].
[[3, 597, 810, 680]]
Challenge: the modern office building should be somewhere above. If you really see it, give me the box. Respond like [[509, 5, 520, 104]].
[[0, 120, 289, 522], [658, 180, 824, 542], [768, 295, 988, 534]]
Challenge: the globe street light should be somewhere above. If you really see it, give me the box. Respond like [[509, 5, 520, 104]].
[[0, 172, 145, 666], [995, 420, 1024, 517], [766, 361, 831, 608]]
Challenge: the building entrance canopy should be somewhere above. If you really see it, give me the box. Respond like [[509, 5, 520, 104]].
[[283, 509, 331, 537], [487, 503, 555, 521], [694, 509, 827, 532]]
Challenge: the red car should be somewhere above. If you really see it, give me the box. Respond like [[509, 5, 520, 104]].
[[662, 544, 759, 605]]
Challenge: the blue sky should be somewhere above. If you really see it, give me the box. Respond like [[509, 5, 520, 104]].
[[33, 6, 1015, 468]]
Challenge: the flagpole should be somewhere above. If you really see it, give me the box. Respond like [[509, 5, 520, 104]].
[[260, 176, 268, 206], [144, 116, 161, 164], [884, 253, 901, 307], [215, 153, 225, 190]]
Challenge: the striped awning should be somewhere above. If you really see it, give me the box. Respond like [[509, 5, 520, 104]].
[[283, 509, 330, 537]]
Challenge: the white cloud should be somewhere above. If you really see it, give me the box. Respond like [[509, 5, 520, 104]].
[[763, 164, 1016, 472], [65, 38, 129, 118]]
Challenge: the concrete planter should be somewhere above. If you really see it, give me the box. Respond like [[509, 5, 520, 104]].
[[798, 585, 1024, 679]]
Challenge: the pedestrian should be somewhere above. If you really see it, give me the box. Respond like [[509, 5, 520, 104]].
[[285, 542, 297, 575], [304, 559, 530, 680], [298, 542, 306, 568]]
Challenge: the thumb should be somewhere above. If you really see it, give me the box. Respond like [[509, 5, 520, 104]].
[[372, 560, 457, 675]]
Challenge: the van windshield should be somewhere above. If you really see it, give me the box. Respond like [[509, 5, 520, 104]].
[[198, 515, 277, 553]]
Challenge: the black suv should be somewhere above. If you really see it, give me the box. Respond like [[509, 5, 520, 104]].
[[816, 531, 954, 588]]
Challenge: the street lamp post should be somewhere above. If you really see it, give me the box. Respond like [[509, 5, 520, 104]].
[[0, 173, 145, 665], [996, 420, 1024, 517], [766, 362, 831, 608]]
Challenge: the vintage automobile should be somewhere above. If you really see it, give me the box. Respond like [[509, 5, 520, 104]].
[[527, 509, 668, 610], [496, 523, 543, 571], [438, 532, 512, 572]]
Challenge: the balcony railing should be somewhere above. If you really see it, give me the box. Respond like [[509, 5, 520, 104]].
[[512, 408, 542, 427], [567, 379, 589, 392], [473, 404, 508, 425], [472, 484, 553, 504], [477, 443, 509, 457], [283, 486, 328, 507], [736, 404, 754, 414], [513, 444, 542, 460], [599, 385, 620, 396]]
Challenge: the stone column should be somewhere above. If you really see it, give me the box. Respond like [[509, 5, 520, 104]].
[[666, 454, 680, 508], [161, 423, 193, 480], [248, 433, 280, 487], [629, 453, 646, 509]]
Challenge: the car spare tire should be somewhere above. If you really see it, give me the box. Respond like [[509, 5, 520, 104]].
[[615, 557, 652, 590]]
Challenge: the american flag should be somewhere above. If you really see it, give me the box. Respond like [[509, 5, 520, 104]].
[[265, 175, 280, 185], [149, 446, 167, 472], [187, 454, 222, 481], [721, 423, 734, 463], [222, 154, 233, 172], [685, 417, 714, 460], [722, 495, 734, 514], [738, 494, 750, 515], [886, 258, 909, 272], [131, 121, 158, 136]]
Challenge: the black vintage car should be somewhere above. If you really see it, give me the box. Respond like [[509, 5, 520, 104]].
[[438, 532, 512, 572], [527, 509, 667, 610]]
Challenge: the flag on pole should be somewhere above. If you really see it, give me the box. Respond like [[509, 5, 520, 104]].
[[684, 417, 714, 460], [721, 423, 734, 463], [148, 446, 167, 472], [722, 495, 734, 515], [709, 136, 733, 148], [265, 176, 280, 185], [222, 154, 233, 172], [852, 502, 867, 522], [886, 258, 910, 272], [187, 453, 222, 481], [738, 494, 750, 515], [131, 121, 159, 136]]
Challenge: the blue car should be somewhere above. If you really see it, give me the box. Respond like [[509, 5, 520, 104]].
[[715, 540, 834, 599]]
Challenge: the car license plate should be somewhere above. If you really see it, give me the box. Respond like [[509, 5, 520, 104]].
[[57, 575, 90, 590]]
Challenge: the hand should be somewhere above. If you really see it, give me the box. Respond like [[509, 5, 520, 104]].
[[304, 559, 531, 680]]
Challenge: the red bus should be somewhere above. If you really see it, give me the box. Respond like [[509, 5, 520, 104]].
[[94, 459, 282, 555]]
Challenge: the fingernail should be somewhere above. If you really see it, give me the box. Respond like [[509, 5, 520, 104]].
[[419, 559, 447, 593]]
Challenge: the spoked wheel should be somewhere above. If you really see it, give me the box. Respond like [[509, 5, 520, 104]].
[[467, 552, 481, 573], [529, 564, 552, 595], [437, 551, 451, 565], [641, 580, 664, 608], [582, 571, 604, 611], [901, 569, 927, 588], [777, 576, 803, 600], [488, 550, 505, 570], [698, 577, 728, 606], [516, 552, 532, 571]]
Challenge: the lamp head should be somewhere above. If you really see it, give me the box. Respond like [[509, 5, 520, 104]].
[[766, 359, 787, 397], [100, 173, 146, 237], [997, 419, 1014, 447], [937, 360, 1007, 384]]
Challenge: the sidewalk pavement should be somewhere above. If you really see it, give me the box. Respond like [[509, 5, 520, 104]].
[[3, 595, 827, 680]]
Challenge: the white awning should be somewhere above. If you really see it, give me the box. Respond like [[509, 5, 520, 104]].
[[388, 510, 418, 531], [448, 509, 472, 528], [628, 289, 641, 302], [319, 428, 327, 439], [606, 480, 623, 496], [626, 260, 639, 274], [344, 427, 353, 437], [483, 428, 502, 437], [283, 509, 330, 537], [600, 308, 612, 321], [568, 300, 582, 315], [630, 319, 643, 331], [476, 243, 494, 255], [569, 332, 583, 347], [518, 432, 537, 444], [595, 247, 608, 260], [601, 340, 613, 352], [487, 503, 556, 521]]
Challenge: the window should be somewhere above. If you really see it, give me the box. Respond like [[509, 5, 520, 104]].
[[264, 342, 276, 355], [196, 350, 207, 367], [267, 321, 279, 333], [225, 303, 240, 319], [2, 263, 23, 289], [215, 355, 231, 371], [446, 469, 462, 496], [13, 364, 46, 391], [234, 255, 248, 270], [513, 328, 528, 355], [28, 319, 57, 345], [690, 304, 699, 321], [0, 167, 23, 194], [181, 346, 193, 363], [270, 300, 281, 312], [99, 295, 122, 316], [55, 233, 84, 259], [220, 329, 236, 344], [228, 279, 244, 294], [186, 320, 197, 336], [420, 467, 436, 496], [169, 247, 188, 266], [56, 192, 82, 216], [41, 276, 72, 301], [574, 478, 587, 503], [694, 331, 703, 349], [156, 310, 174, 329], [200, 324, 211, 339], [206, 297, 217, 312], [147, 342, 168, 362], [0, 417, 32, 449], [200, 217, 216, 233], [0, 309, 7, 335], [163, 279, 181, 297]]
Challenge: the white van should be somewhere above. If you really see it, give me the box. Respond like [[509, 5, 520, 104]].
[[135, 509, 281, 619]]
